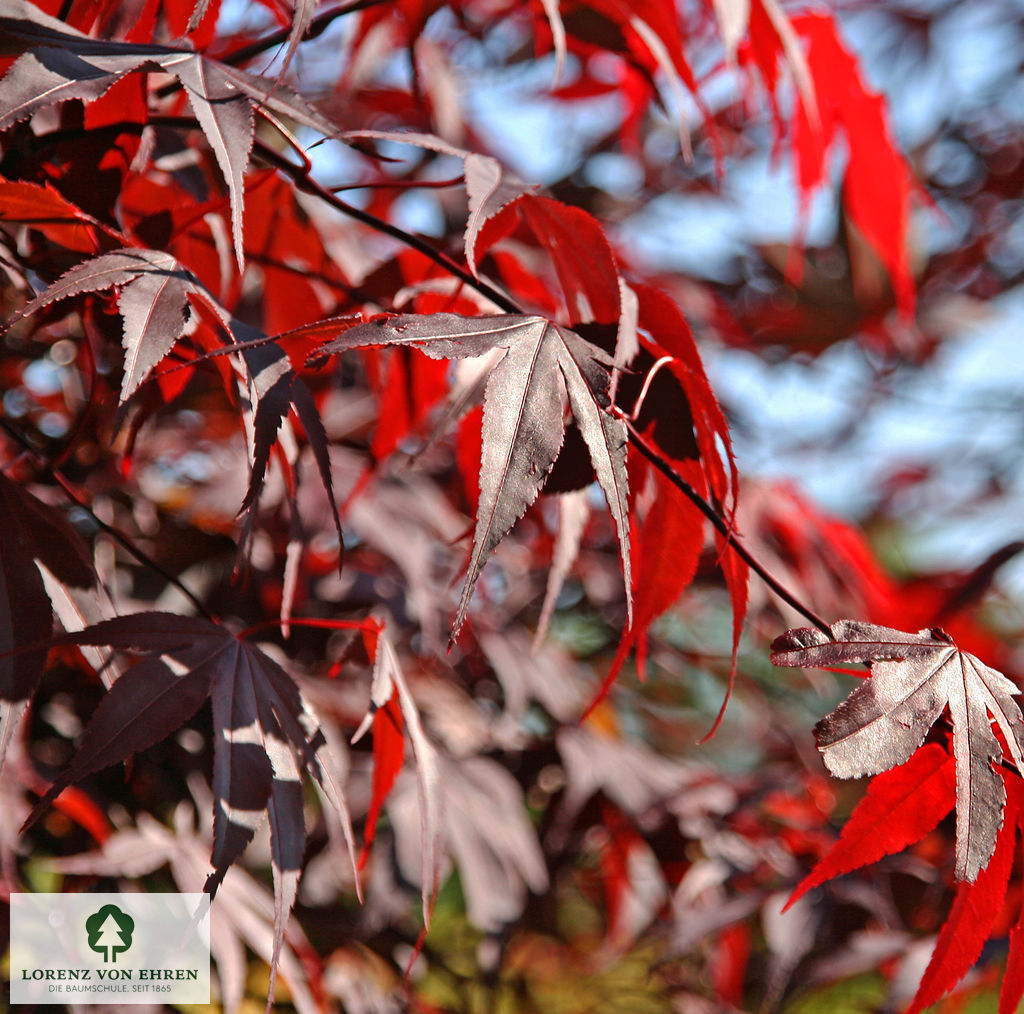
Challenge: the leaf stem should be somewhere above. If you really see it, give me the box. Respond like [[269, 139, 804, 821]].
[[622, 417, 833, 637]]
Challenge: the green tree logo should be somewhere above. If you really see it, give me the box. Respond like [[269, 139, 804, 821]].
[[85, 905, 135, 963]]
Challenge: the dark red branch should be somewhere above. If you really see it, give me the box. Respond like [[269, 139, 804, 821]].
[[251, 138, 521, 314], [623, 418, 834, 637], [219, 0, 392, 67]]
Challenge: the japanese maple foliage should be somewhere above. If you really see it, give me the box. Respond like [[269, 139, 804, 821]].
[[1, 0, 1022, 1010]]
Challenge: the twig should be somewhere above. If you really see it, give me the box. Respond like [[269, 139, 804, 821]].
[[220, 0, 392, 67], [0, 420, 214, 621], [622, 417, 834, 637], [154, 0, 394, 100], [250, 138, 521, 314]]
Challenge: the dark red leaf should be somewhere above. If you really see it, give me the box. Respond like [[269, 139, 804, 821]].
[[577, 0, 706, 155], [370, 347, 450, 462], [463, 152, 534, 275], [745, 11, 917, 318], [634, 284, 737, 511], [354, 624, 441, 928], [239, 335, 344, 560], [25, 653, 212, 826], [518, 196, 621, 326], [0, 10, 338, 270], [456, 404, 484, 513], [0, 179, 107, 251], [1001, 791, 1024, 1014], [20, 609, 355, 975], [584, 461, 704, 717], [707, 530, 749, 740], [627, 467, 705, 665], [797, 13, 915, 318], [712, 922, 751, 1006], [181, 0, 222, 42], [584, 286, 745, 717]]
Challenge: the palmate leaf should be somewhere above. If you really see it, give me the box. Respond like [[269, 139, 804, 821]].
[[22, 612, 356, 992], [771, 620, 1024, 881], [3, 247, 230, 402], [313, 312, 631, 643], [0, 2, 338, 269]]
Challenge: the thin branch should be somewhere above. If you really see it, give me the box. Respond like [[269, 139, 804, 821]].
[[622, 417, 834, 637], [54, 475, 215, 621], [220, 0, 392, 67], [251, 138, 521, 314], [0, 420, 214, 622], [330, 175, 465, 192], [154, 0, 394, 100]]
